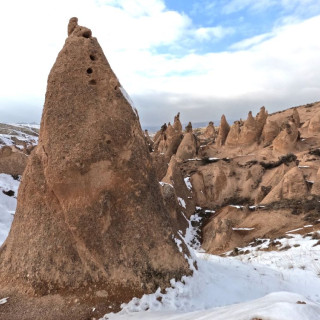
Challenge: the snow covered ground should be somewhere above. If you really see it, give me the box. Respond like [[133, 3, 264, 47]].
[[103, 213, 320, 320], [0, 176, 319, 319], [0, 123, 38, 148], [0, 174, 19, 244]]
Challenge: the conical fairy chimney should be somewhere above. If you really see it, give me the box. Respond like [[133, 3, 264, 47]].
[[216, 114, 230, 146], [0, 18, 191, 300]]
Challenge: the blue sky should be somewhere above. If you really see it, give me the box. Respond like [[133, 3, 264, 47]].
[[0, 0, 320, 127]]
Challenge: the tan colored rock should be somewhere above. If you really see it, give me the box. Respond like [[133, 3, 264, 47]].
[[173, 112, 182, 133], [176, 123, 197, 160], [311, 167, 320, 196], [292, 108, 300, 127], [255, 106, 268, 135], [308, 110, 320, 134], [185, 122, 193, 133], [216, 115, 230, 146], [162, 156, 195, 218], [272, 120, 299, 154], [225, 121, 241, 147], [260, 167, 308, 204], [0, 146, 28, 175], [261, 118, 280, 146], [238, 111, 259, 145], [0, 18, 190, 301], [144, 129, 154, 151], [203, 121, 216, 140]]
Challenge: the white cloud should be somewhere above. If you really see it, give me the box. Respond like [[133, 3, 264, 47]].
[[193, 26, 234, 41], [0, 0, 319, 127]]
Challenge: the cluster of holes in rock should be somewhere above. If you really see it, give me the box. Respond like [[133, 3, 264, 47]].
[[87, 66, 96, 85]]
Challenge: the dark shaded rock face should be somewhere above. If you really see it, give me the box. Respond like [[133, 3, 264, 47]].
[[0, 18, 190, 298]]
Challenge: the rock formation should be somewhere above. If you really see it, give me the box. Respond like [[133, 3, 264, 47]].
[[261, 118, 280, 146], [144, 129, 154, 152], [162, 156, 195, 218], [0, 18, 190, 301], [272, 120, 299, 154], [308, 110, 320, 134], [216, 115, 230, 146], [311, 167, 320, 196], [292, 108, 300, 128], [176, 122, 197, 160], [0, 146, 28, 175], [203, 121, 216, 140], [173, 112, 182, 133], [225, 121, 241, 147], [260, 167, 308, 204], [255, 106, 268, 135]]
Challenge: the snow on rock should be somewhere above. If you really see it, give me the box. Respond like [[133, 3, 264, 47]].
[[0, 297, 9, 305], [102, 213, 320, 320], [0, 174, 19, 245], [232, 227, 255, 231], [177, 197, 186, 209], [184, 177, 192, 191]]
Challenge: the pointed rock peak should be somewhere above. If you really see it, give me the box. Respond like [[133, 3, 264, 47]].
[[68, 17, 92, 38], [292, 108, 300, 127], [0, 18, 191, 303], [185, 122, 193, 133], [208, 121, 214, 127], [173, 112, 182, 132], [161, 123, 167, 132]]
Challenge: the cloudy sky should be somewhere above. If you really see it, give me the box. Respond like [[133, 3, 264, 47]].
[[1, 0, 320, 128]]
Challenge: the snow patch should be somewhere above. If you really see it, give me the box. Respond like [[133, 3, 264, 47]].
[[184, 177, 192, 191]]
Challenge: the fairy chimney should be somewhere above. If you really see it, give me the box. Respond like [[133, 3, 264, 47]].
[[203, 121, 216, 140], [0, 18, 191, 300], [238, 111, 260, 145], [173, 112, 182, 133], [225, 121, 241, 147], [176, 123, 197, 160], [261, 118, 280, 146], [292, 108, 300, 128], [272, 120, 299, 154], [255, 106, 268, 135], [216, 114, 230, 146]]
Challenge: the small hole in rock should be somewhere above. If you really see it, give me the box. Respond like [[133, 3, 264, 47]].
[[106, 140, 112, 144], [82, 30, 91, 38], [114, 86, 118, 90], [87, 68, 93, 74], [89, 79, 96, 85], [90, 55, 96, 61]]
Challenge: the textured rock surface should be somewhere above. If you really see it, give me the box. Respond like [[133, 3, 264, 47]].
[[216, 115, 230, 146], [260, 167, 308, 204], [308, 110, 320, 133], [272, 120, 299, 154], [203, 121, 216, 140], [0, 18, 190, 299], [0, 146, 28, 175], [176, 123, 197, 160]]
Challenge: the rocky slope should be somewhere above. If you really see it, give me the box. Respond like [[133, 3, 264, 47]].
[[150, 101, 320, 255]]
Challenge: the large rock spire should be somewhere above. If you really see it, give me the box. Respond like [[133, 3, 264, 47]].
[[0, 18, 190, 302]]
